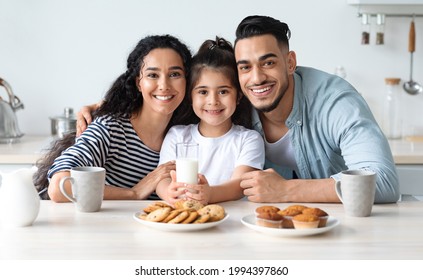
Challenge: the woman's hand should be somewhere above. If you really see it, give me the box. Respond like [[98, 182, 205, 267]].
[[131, 161, 178, 200]]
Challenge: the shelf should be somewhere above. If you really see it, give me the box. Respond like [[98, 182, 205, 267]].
[[357, 12, 423, 18], [348, 0, 423, 4]]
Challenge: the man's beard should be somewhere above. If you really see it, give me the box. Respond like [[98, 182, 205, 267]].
[[255, 86, 287, 113]]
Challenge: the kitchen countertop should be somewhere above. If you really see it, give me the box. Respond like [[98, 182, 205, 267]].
[[388, 139, 423, 164], [1, 135, 423, 165], [0, 135, 54, 164]]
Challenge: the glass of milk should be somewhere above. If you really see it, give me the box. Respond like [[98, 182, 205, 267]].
[[176, 142, 199, 186]]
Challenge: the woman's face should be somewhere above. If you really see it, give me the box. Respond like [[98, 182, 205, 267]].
[[191, 68, 237, 137], [137, 48, 186, 117]]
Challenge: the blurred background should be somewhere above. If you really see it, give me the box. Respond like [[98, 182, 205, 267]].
[[1, 0, 423, 137]]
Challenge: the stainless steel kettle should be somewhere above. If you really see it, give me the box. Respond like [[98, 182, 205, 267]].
[[0, 77, 24, 143]]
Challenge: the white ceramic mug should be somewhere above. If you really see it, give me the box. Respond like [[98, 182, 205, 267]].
[[176, 142, 199, 185], [335, 170, 376, 217], [59, 167, 105, 212]]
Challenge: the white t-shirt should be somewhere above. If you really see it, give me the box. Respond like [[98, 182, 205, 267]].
[[159, 124, 265, 185], [264, 129, 298, 174]]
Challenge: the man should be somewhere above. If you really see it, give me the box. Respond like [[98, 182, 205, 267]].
[[234, 15, 399, 203], [77, 15, 400, 204]]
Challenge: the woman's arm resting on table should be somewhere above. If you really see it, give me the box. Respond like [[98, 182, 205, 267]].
[[48, 161, 177, 202]]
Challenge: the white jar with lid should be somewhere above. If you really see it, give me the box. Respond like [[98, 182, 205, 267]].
[[382, 78, 402, 139]]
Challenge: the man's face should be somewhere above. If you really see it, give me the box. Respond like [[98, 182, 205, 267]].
[[235, 34, 294, 113]]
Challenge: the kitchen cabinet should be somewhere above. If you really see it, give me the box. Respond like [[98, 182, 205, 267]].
[[388, 139, 423, 197], [396, 165, 423, 196]]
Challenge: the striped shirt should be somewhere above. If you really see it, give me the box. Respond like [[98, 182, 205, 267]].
[[47, 115, 160, 199]]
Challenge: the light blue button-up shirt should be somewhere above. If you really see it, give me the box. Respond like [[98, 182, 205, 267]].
[[252, 66, 400, 203]]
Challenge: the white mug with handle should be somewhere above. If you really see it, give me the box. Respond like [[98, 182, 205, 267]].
[[335, 169, 376, 217], [59, 167, 105, 212]]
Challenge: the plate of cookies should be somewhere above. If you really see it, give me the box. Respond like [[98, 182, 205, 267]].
[[133, 200, 228, 232], [241, 205, 340, 237]]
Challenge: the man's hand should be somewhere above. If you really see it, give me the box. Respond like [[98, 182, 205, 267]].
[[240, 168, 287, 202], [76, 101, 102, 136], [240, 169, 340, 203]]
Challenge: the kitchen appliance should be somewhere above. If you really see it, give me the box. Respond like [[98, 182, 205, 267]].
[[0, 77, 24, 144], [50, 107, 77, 138]]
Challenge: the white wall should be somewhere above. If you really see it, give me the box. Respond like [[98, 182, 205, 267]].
[[1, 0, 423, 136]]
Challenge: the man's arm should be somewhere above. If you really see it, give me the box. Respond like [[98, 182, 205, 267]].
[[240, 169, 340, 203]]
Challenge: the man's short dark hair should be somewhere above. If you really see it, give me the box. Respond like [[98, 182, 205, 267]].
[[235, 15, 291, 49]]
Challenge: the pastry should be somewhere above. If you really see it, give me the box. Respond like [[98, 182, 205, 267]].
[[278, 208, 302, 228], [146, 207, 172, 222], [197, 204, 225, 222], [140, 201, 225, 224], [174, 200, 185, 210], [182, 211, 199, 224], [285, 204, 308, 212], [302, 207, 329, 227], [181, 200, 204, 211], [162, 209, 185, 223], [193, 214, 210, 224], [255, 210, 283, 228], [292, 214, 320, 229], [168, 210, 190, 224], [255, 205, 280, 215], [143, 201, 173, 213]]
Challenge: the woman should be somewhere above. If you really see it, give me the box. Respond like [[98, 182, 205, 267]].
[[40, 34, 192, 202]]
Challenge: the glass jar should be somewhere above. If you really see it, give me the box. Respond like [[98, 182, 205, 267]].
[[361, 13, 371, 45], [376, 14, 385, 45], [382, 78, 402, 139], [334, 66, 347, 79]]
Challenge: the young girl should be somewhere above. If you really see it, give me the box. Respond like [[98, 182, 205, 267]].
[[41, 35, 192, 201], [156, 37, 265, 205]]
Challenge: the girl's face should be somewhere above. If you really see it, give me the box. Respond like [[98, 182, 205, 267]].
[[192, 68, 238, 137], [137, 48, 186, 117]]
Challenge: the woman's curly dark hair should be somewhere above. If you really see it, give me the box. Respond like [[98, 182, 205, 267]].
[[33, 35, 193, 199], [33, 132, 76, 199], [94, 34, 193, 129]]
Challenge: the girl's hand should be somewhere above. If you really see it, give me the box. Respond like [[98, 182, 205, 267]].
[[166, 170, 187, 205], [184, 174, 211, 205]]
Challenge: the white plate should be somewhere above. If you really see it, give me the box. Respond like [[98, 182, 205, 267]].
[[241, 214, 340, 237], [133, 212, 229, 232]]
